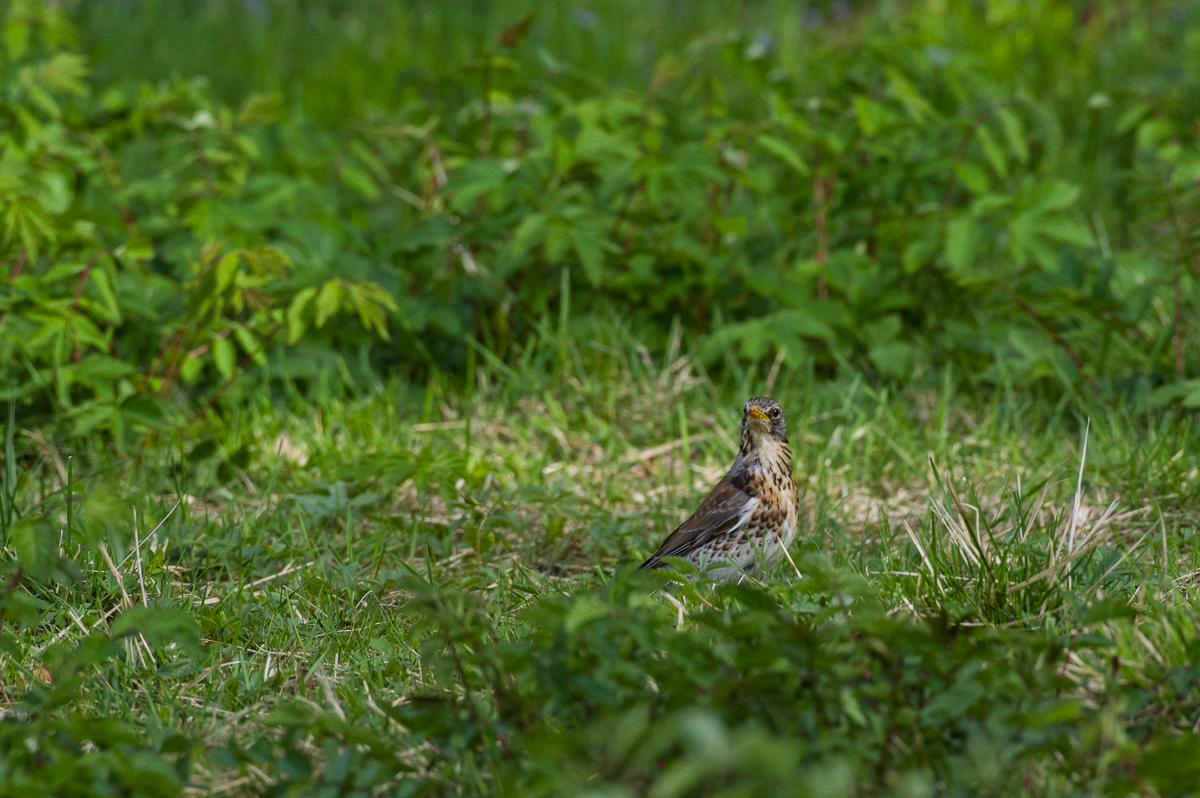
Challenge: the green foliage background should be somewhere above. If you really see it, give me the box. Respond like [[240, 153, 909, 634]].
[[2, 0, 1200, 795], [2, 0, 1199, 446]]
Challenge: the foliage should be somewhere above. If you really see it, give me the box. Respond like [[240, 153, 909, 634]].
[[1, 331, 1199, 794], [2, 0, 1200, 795], [2, 0, 1200, 447], [0, 1, 398, 444]]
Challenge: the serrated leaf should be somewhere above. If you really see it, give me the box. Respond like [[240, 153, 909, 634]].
[[287, 287, 316, 344], [90, 266, 121, 323], [348, 282, 394, 341], [314, 280, 343, 329]]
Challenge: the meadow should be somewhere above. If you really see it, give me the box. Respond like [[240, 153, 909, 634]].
[[2, 0, 1200, 795]]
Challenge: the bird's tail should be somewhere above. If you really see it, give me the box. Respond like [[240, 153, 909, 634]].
[[637, 554, 665, 571]]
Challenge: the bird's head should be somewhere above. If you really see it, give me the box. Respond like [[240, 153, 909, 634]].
[[740, 396, 788, 449]]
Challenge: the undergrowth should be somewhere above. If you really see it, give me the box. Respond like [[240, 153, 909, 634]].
[[2, 330, 1199, 795], [3, 0, 1200, 795]]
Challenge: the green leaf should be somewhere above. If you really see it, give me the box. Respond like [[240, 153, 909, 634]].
[[563, 595, 608, 633], [1036, 216, 1094, 247], [213, 335, 235, 378], [770, 309, 835, 340], [340, 164, 380, 200], [1028, 180, 1079, 214], [315, 281, 343, 329], [996, 106, 1029, 163], [976, 124, 1007, 177], [945, 217, 980, 272], [1080, 597, 1136, 625], [215, 253, 239, 295], [510, 213, 547, 256], [572, 227, 606, 286], [869, 341, 915, 379], [886, 68, 934, 122], [954, 161, 989, 194], [8, 517, 57, 582], [234, 327, 266, 366], [111, 606, 203, 656], [237, 91, 283, 126], [1116, 101, 1149, 134], [89, 266, 121, 323], [287, 287, 316, 344], [903, 237, 940, 274], [921, 677, 984, 722], [852, 96, 887, 136], [756, 135, 810, 176], [118, 236, 155, 262], [446, 160, 507, 213], [841, 687, 868, 726], [1141, 734, 1200, 795]]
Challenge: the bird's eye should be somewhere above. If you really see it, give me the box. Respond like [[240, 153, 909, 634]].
[[771, 408, 781, 418]]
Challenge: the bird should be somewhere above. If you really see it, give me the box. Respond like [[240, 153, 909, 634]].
[[639, 396, 798, 580]]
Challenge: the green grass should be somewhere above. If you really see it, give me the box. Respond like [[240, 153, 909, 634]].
[[3, 325, 1200, 794], [5, 1, 1200, 793]]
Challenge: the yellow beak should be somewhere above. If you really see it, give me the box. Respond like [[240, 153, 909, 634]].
[[747, 407, 769, 421]]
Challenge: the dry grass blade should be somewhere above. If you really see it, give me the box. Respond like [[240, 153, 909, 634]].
[[931, 499, 980, 565], [1066, 417, 1090, 560], [1007, 502, 1123, 594], [621, 434, 710, 464]]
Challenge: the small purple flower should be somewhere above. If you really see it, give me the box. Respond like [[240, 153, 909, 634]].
[[241, 0, 270, 22], [924, 45, 950, 67], [832, 1, 853, 21], [574, 6, 598, 29], [801, 7, 823, 28], [745, 30, 774, 60]]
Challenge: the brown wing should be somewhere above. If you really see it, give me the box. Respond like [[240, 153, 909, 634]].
[[638, 473, 754, 570]]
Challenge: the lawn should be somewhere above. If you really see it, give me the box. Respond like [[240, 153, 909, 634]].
[[5, 327, 1200, 795], [3, 0, 1200, 795]]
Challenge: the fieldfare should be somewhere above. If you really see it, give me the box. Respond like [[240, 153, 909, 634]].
[[639, 397, 798, 579]]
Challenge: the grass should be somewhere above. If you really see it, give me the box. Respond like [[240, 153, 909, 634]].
[[3, 324, 1200, 793]]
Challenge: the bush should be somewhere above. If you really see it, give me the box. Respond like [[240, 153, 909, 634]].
[[1, 0, 1199, 446]]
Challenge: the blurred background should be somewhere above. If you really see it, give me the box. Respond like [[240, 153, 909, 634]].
[[3, 0, 1199, 440], [6, 6, 1200, 794]]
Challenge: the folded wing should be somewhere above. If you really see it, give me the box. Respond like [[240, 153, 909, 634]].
[[638, 473, 755, 570]]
